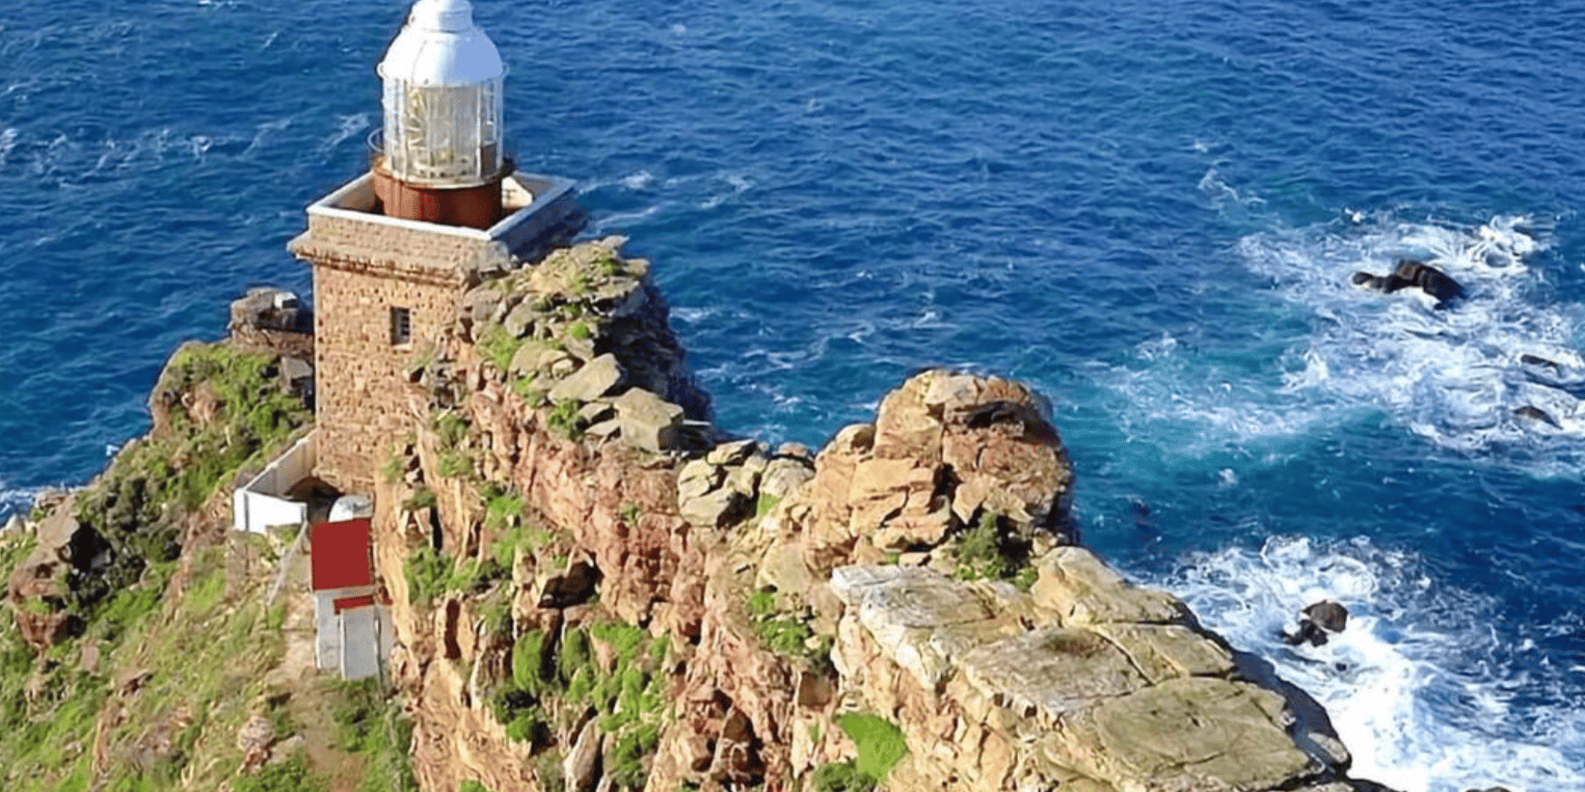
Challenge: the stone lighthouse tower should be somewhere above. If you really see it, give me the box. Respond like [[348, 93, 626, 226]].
[[290, 0, 581, 493]]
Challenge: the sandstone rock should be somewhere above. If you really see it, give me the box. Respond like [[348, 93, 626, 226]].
[[1059, 677, 1320, 792], [507, 341, 557, 378], [563, 332, 597, 363], [776, 442, 813, 460], [564, 719, 602, 792], [707, 439, 759, 467], [236, 713, 275, 772], [830, 565, 1024, 690], [6, 493, 95, 652], [1090, 622, 1235, 683], [537, 558, 599, 609], [1031, 546, 1188, 625], [462, 286, 504, 328], [760, 457, 815, 500], [502, 300, 539, 339], [548, 354, 624, 404], [957, 628, 1149, 723], [680, 486, 747, 530], [755, 542, 810, 596], [613, 388, 684, 453]]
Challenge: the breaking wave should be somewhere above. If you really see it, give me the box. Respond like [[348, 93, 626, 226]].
[[1238, 212, 1585, 467], [1149, 535, 1585, 792]]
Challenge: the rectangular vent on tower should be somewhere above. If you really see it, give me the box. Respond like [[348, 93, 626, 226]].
[[390, 307, 412, 345]]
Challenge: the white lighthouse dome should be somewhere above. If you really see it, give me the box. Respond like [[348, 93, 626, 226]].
[[378, 0, 508, 187], [378, 0, 504, 87]]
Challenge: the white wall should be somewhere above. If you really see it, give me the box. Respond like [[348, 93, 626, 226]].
[[233, 432, 318, 534], [340, 607, 380, 681]]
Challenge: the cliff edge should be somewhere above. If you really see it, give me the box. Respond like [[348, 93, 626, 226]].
[[0, 238, 1400, 792]]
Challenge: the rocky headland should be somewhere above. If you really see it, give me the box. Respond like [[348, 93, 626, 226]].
[[1, 237, 1408, 792]]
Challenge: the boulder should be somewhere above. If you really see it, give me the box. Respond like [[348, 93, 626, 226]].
[[1305, 600, 1348, 633], [548, 354, 624, 404], [1030, 547, 1188, 625], [612, 388, 683, 453], [759, 457, 814, 500]]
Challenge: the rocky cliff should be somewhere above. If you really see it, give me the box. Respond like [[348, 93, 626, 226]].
[[0, 237, 1400, 792], [356, 237, 1391, 792]]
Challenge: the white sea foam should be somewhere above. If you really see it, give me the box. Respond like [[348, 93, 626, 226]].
[[0, 482, 41, 521], [1149, 536, 1585, 792], [1096, 331, 1349, 457], [1237, 213, 1585, 466]]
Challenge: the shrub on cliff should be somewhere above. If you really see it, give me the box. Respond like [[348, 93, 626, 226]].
[[403, 545, 448, 607], [65, 341, 309, 622]]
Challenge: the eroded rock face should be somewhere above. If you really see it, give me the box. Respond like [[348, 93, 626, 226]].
[[5, 495, 96, 651], [821, 558, 1330, 792], [364, 245, 1387, 792], [773, 370, 1077, 578]]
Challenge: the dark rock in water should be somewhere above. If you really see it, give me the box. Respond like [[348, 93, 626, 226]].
[[1304, 600, 1349, 633], [1351, 259, 1466, 307], [1280, 600, 1348, 647], [1281, 620, 1331, 647], [1520, 353, 1562, 371], [1513, 405, 1559, 428], [1390, 258, 1466, 304], [1463, 787, 1514, 792]]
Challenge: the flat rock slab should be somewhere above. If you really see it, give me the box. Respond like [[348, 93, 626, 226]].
[[831, 565, 1024, 689], [958, 628, 1149, 723], [1055, 677, 1319, 792], [1091, 622, 1237, 683]]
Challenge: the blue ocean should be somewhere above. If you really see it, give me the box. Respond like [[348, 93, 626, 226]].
[[3, 1, 1583, 788]]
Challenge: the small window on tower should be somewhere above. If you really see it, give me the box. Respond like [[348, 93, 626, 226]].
[[390, 307, 412, 345]]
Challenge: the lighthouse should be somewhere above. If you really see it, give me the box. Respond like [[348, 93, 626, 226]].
[[373, 0, 509, 229], [289, 0, 582, 492]]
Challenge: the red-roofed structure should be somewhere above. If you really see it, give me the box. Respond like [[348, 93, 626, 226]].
[[333, 594, 376, 614], [310, 518, 373, 592]]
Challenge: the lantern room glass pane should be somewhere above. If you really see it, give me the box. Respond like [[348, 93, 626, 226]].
[[382, 78, 504, 185]]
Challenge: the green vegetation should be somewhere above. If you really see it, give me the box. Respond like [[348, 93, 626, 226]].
[[459, 781, 493, 792], [567, 321, 592, 340], [809, 713, 909, 792], [809, 761, 874, 792], [619, 502, 641, 527], [332, 679, 419, 792], [233, 756, 325, 792], [483, 487, 523, 532], [512, 373, 547, 407], [487, 622, 669, 789], [478, 324, 524, 372], [0, 536, 313, 792], [381, 452, 405, 484], [952, 512, 1036, 590], [744, 587, 822, 661], [836, 713, 908, 780], [754, 493, 782, 519], [69, 342, 310, 620], [404, 545, 450, 607], [402, 488, 437, 511], [546, 400, 585, 441], [432, 411, 475, 480]]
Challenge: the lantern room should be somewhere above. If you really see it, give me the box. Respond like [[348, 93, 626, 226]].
[[373, 0, 510, 228]]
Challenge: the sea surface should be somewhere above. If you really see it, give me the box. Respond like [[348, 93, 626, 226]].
[[3, 1, 1583, 789]]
